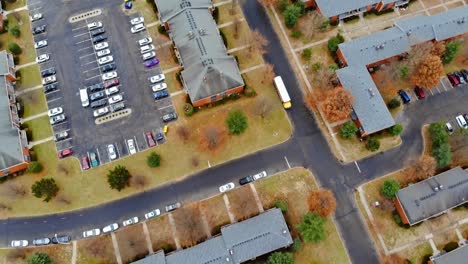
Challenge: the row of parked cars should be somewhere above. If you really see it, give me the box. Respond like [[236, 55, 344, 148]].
[[447, 69, 468, 87], [11, 234, 71, 248], [446, 114, 468, 134], [218, 171, 268, 193]]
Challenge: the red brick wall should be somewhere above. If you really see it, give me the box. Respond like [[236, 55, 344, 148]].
[[6, 73, 16, 83], [337, 49, 346, 66], [0, 162, 28, 177], [303, 0, 316, 8], [192, 85, 244, 107], [394, 197, 410, 225]]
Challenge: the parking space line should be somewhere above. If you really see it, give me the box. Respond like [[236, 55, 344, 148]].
[[96, 148, 102, 164], [47, 97, 62, 103], [56, 138, 73, 143], [78, 46, 93, 52], [72, 25, 87, 31], [82, 61, 98, 66], [82, 66, 100, 73], [158, 105, 173, 110], [73, 32, 90, 38], [435, 86, 441, 94], [75, 39, 91, 45], [134, 136, 140, 152], [429, 89, 434, 96], [52, 121, 68, 127], [79, 53, 95, 59], [84, 75, 100, 81], [57, 146, 73, 152]]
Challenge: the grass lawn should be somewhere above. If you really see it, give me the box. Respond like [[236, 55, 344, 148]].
[[18, 88, 48, 118], [216, 2, 242, 25], [254, 167, 351, 264], [0, 244, 73, 264], [226, 185, 260, 221], [172, 204, 208, 248], [395, 241, 433, 263], [146, 215, 177, 253], [16, 64, 41, 90], [231, 48, 263, 71], [0, 11, 37, 65], [443, 44, 468, 74], [199, 195, 231, 234], [146, 26, 179, 71], [3, 0, 26, 10], [124, 0, 158, 24], [23, 115, 53, 141], [220, 21, 250, 50], [115, 224, 149, 263], [164, 70, 183, 93], [77, 235, 116, 264]]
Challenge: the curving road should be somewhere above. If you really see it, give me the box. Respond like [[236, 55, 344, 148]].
[[1, 0, 467, 263]]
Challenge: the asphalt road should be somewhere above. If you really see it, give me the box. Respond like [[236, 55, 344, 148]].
[[1, 0, 468, 263]]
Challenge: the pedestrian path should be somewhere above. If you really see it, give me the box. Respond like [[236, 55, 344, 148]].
[[28, 136, 53, 149], [15, 84, 43, 96], [4, 5, 28, 15], [16, 61, 37, 70], [162, 66, 182, 74], [218, 18, 245, 29], [240, 63, 264, 74], [20, 111, 48, 123]]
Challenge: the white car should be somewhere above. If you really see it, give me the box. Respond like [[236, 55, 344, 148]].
[[42, 75, 56, 85], [87, 21, 103, 30], [456, 115, 468, 129], [11, 240, 28, 248], [219, 182, 235, 193], [140, 44, 155, 54], [144, 209, 161, 220], [138, 37, 152, 46], [30, 13, 43, 22], [36, 54, 50, 63], [149, 74, 165, 84], [93, 106, 109, 117], [94, 42, 109, 51], [108, 94, 123, 104], [83, 228, 100, 238], [142, 51, 155, 60], [127, 139, 137, 154], [131, 23, 145, 34], [105, 86, 119, 96], [98, 55, 113, 65], [97, 48, 111, 57], [122, 217, 139, 226], [102, 223, 119, 233], [34, 40, 48, 49], [102, 71, 118, 81], [130, 17, 144, 25], [252, 171, 268, 181], [48, 107, 63, 117], [151, 83, 167, 92], [107, 144, 117, 160]]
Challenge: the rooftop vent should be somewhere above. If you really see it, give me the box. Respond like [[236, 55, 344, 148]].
[[188, 31, 195, 39], [198, 28, 206, 35], [433, 186, 439, 192], [229, 249, 234, 255], [406, 30, 412, 36], [368, 88, 375, 97]]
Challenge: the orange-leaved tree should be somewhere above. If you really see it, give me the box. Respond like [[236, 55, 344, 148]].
[[411, 55, 444, 89], [307, 189, 337, 217], [321, 87, 354, 122]]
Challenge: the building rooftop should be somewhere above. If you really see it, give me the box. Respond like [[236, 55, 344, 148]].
[[154, 0, 212, 23], [396, 167, 468, 225], [0, 50, 12, 75], [431, 242, 468, 264], [313, 0, 380, 18]]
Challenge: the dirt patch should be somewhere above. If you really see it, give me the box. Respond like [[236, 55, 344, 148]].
[[77, 235, 116, 264], [1, 244, 72, 264]]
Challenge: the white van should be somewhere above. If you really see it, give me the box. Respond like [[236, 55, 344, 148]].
[[455, 115, 468, 129], [80, 88, 89, 107]]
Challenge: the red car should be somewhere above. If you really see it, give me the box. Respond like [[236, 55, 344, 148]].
[[145, 132, 156, 147], [414, 86, 425, 99], [104, 79, 119, 89], [81, 156, 90, 170], [58, 148, 73, 158]]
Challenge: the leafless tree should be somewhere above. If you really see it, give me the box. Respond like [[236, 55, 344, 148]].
[[199, 125, 226, 151], [253, 95, 274, 119], [56, 194, 71, 205], [297, 11, 328, 39], [176, 125, 190, 142], [311, 66, 337, 91], [245, 30, 269, 56], [131, 175, 148, 189], [262, 63, 275, 84], [229, 186, 259, 220], [120, 231, 148, 262], [3, 183, 27, 198], [6, 249, 26, 261], [173, 204, 206, 247], [85, 238, 109, 258], [191, 156, 199, 167]]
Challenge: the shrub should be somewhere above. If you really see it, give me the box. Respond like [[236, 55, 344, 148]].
[[283, 4, 302, 28], [243, 86, 256, 97], [366, 138, 380, 151], [429, 122, 448, 149], [387, 97, 401, 109], [381, 179, 400, 199], [107, 165, 131, 191], [319, 19, 330, 31], [290, 29, 302, 38], [393, 212, 403, 226], [31, 178, 59, 202], [226, 110, 248, 135], [328, 63, 339, 71], [292, 238, 302, 252], [27, 252, 53, 264], [388, 124, 403, 136], [327, 33, 344, 54], [183, 103, 194, 116], [157, 25, 168, 37], [175, 71, 183, 86], [399, 66, 409, 79], [9, 25, 20, 37], [212, 6, 219, 23], [339, 121, 358, 139], [442, 41, 460, 64], [275, 200, 288, 213], [27, 161, 43, 173], [432, 143, 452, 168], [146, 152, 161, 168], [8, 42, 22, 55], [267, 252, 294, 264], [302, 48, 312, 60], [297, 212, 326, 242], [13, 55, 19, 65], [1, 19, 9, 32], [443, 241, 459, 252], [312, 62, 322, 72]]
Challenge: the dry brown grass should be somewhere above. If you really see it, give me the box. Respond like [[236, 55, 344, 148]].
[[77, 235, 116, 264], [172, 203, 207, 248], [0, 244, 72, 264], [146, 215, 176, 253], [199, 195, 231, 234], [226, 185, 260, 221], [116, 224, 149, 263]]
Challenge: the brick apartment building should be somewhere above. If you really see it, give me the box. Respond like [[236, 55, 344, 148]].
[[0, 50, 30, 177], [154, 0, 244, 107]]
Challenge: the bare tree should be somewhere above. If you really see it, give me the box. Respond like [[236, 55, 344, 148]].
[[85, 238, 109, 258], [176, 125, 190, 142], [298, 11, 328, 39], [253, 95, 273, 119], [311, 66, 336, 91], [56, 194, 71, 205], [0, 203, 12, 211], [257, 0, 276, 8], [199, 125, 226, 151], [131, 175, 148, 189], [3, 183, 27, 198], [262, 63, 275, 84], [191, 156, 199, 167], [119, 231, 148, 262], [245, 30, 269, 56], [406, 42, 434, 75], [172, 204, 206, 247], [229, 186, 259, 220], [6, 249, 26, 261], [403, 155, 436, 184]]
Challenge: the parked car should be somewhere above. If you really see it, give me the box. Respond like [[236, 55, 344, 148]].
[[149, 74, 165, 83], [140, 44, 155, 54], [138, 37, 152, 46], [44, 83, 58, 93], [58, 148, 73, 159], [101, 63, 116, 73], [145, 132, 156, 147], [92, 35, 107, 44], [464, 114, 468, 123], [398, 89, 411, 104], [90, 91, 105, 101], [33, 238, 50, 246], [144, 58, 159, 68], [41, 67, 56, 77], [102, 223, 119, 233], [144, 209, 161, 220], [81, 156, 90, 170], [445, 122, 454, 135], [414, 86, 425, 99], [122, 217, 139, 226], [42, 75, 56, 85], [131, 23, 145, 33], [54, 131, 68, 141], [456, 115, 468, 129], [50, 114, 65, 125], [151, 83, 167, 92], [108, 94, 123, 104], [36, 54, 50, 63], [51, 235, 71, 244], [98, 55, 113, 65], [447, 73, 460, 87], [11, 240, 28, 248], [454, 71, 466, 84], [34, 40, 48, 49], [94, 41, 109, 51], [87, 21, 103, 30], [48, 107, 63, 117], [460, 69, 468, 81], [155, 133, 164, 141], [153, 90, 169, 100], [90, 99, 107, 108], [110, 102, 125, 112], [104, 78, 119, 88], [87, 82, 105, 93], [130, 17, 144, 25], [142, 51, 156, 60], [90, 28, 105, 37], [165, 202, 181, 212], [105, 86, 119, 96], [127, 139, 137, 154], [96, 48, 111, 57], [239, 175, 254, 185], [93, 106, 109, 117], [32, 25, 46, 35], [219, 182, 235, 193], [102, 71, 118, 81], [30, 13, 43, 22], [83, 229, 100, 238], [107, 144, 117, 160], [162, 112, 177, 122]]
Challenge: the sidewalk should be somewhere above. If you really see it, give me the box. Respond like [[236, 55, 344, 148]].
[[20, 111, 48, 123], [28, 136, 54, 149], [16, 61, 37, 70], [15, 84, 43, 96], [4, 5, 28, 15]]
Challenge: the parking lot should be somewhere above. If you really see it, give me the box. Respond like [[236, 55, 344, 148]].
[[28, 0, 176, 168]]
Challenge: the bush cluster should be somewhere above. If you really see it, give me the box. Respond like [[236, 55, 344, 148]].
[[429, 122, 451, 168]]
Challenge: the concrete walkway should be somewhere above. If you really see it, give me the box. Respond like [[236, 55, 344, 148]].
[[168, 213, 182, 250], [146, 21, 160, 28], [15, 84, 43, 96], [218, 18, 245, 29], [110, 233, 123, 264], [214, 0, 232, 7], [222, 194, 237, 224], [162, 66, 182, 74], [20, 111, 48, 123], [142, 222, 154, 254], [249, 184, 264, 213], [4, 5, 28, 15], [199, 208, 212, 238], [28, 136, 54, 149], [16, 61, 37, 70], [71, 241, 77, 264], [240, 63, 264, 74], [170, 90, 184, 97], [227, 44, 249, 54]]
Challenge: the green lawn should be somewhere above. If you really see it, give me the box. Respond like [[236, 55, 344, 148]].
[[23, 116, 53, 141], [18, 88, 47, 118], [125, 0, 158, 24], [0, 244, 73, 264], [3, 0, 26, 10], [16, 64, 41, 90]]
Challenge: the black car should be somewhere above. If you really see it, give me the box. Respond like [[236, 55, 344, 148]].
[[32, 25, 46, 35], [92, 35, 107, 44], [90, 28, 105, 36], [87, 82, 104, 93], [90, 99, 107, 108], [44, 83, 58, 93], [110, 102, 125, 112], [239, 175, 254, 185], [101, 63, 116, 73], [155, 133, 164, 141], [51, 235, 71, 244], [41, 67, 56, 77], [461, 69, 468, 81], [454, 71, 466, 83], [90, 91, 105, 101]]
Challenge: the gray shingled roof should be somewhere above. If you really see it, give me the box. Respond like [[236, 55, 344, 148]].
[[396, 167, 468, 226], [154, 0, 212, 23], [313, 0, 379, 18], [0, 50, 11, 74], [131, 208, 292, 264], [431, 6, 468, 41], [336, 66, 395, 134], [432, 243, 468, 264]]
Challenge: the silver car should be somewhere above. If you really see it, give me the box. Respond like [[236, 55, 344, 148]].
[[83, 228, 100, 238], [33, 237, 51, 246]]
